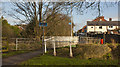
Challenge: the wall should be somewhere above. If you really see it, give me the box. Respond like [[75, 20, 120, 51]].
[[87, 26, 107, 33], [87, 26, 118, 33], [107, 26, 118, 30]]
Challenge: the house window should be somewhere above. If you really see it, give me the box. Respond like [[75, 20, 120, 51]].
[[99, 26, 102, 29], [109, 26, 113, 28], [91, 27, 93, 28]]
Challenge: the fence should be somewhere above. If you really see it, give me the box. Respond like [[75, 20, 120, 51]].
[[3, 38, 42, 51], [88, 34, 120, 43], [43, 36, 101, 57], [79, 37, 101, 44], [44, 36, 78, 57], [44, 36, 79, 48]]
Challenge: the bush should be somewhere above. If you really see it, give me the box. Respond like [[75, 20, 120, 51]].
[[103, 53, 112, 60], [47, 44, 120, 60], [2, 19, 21, 38], [56, 47, 70, 57], [73, 45, 111, 59], [47, 44, 112, 59]]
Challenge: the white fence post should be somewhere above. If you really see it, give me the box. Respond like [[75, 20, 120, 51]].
[[69, 37, 73, 57], [53, 40, 56, 56], [16, 38, 18, 51], [45, 40, 47, 53]]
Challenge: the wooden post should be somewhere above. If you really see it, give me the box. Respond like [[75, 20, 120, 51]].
[[103, 32, 106, 44], [86, 37, 88, 44], [53, 40, 56, 56], [80, 37, 81, 43], [99, 38, 101, 44], [16, 38, 18, 51]]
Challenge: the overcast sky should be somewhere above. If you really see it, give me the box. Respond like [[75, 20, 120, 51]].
[[1, 2, 118, 32]]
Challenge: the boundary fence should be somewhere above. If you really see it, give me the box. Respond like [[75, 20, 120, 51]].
[[13, 38, 36, 50], [3, 38, 41, 51], [79, 37, 101, 44]]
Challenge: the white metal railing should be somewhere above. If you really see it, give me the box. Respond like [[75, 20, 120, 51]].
[[44, 36, 79, 56]]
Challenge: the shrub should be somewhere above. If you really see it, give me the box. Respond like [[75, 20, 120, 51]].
[[102, 53, 112, 60], [47, 44, 115, 59], [73, 44, 111, 59]]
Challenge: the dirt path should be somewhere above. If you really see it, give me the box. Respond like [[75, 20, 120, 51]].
[[2, 50, 43, 65]]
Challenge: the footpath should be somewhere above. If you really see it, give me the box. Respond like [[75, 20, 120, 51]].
[[2, 50, 42, 65]]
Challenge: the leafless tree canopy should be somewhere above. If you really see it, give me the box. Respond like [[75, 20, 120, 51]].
[[5, 2, 117, 23], [3, 1, 118, 37]]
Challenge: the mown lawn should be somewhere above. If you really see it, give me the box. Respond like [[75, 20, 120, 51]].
[[21, 55, 118, 65], [2, 50, 32, 58]]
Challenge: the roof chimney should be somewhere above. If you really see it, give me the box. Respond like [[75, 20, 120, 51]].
[[109, 18, 112, 21]]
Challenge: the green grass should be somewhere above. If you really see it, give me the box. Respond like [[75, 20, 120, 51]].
[[21, 55, 118, 65], [2, 50, 32, 58], [62, 45, 76, 48]]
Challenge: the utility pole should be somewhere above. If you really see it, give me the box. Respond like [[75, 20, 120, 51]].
[[39, 0, 44, 55], [42, 26, 44, 55]]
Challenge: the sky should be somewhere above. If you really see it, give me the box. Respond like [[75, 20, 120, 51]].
[[1, 2, 118, 32]]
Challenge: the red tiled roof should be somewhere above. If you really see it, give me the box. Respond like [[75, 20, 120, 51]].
[[93, 16, 107, 21], [82, 25, 87, 32]]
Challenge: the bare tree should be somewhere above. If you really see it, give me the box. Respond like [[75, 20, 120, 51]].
[[3, 1, 118, 37], [6, 2, 118, 22]]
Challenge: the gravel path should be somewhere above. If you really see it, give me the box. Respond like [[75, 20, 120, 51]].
[[2, 50, 43, 65]]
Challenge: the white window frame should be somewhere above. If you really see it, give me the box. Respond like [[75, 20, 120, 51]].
[[109, 26, 113, 28]]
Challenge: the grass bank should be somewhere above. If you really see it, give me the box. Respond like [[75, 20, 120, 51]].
[[21, 55, 118, 65]]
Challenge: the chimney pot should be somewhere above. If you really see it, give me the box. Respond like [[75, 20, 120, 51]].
[[109, 18, 112, 21]]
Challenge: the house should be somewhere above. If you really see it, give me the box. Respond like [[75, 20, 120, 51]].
[[77, 16, 106, 34], [87, 16, 120, 34], [77, 25, 87, 36], [81, 25, 87, 33]]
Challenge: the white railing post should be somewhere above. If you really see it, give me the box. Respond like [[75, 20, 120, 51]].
[[45, 40, 47, 53], [16, 38, 18, 51], [69, 37, 73, 57], [53, 40, 56, 56]]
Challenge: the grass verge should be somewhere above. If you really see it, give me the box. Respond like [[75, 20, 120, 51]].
[[21, 55, 118, 65]]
